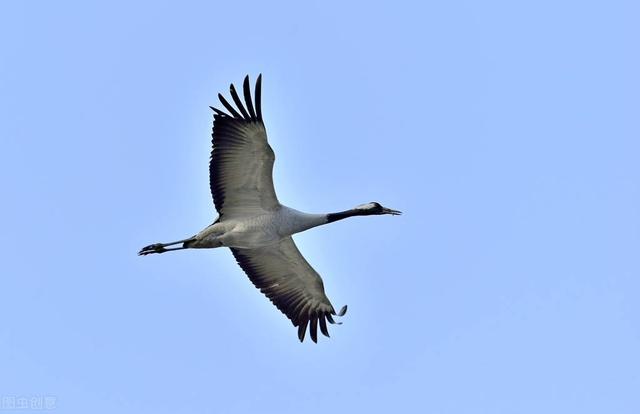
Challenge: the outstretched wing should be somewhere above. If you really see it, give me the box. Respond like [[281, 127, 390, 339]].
[[209, 75, 279, 218], [231, 237, 347, 342]]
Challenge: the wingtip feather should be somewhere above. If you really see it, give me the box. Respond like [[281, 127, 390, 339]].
[[310, 315, 318, 343], [297, 320, 308, 342], [319, 315, 330, 337], [229, 83, 250, 119], [255, 74, 263, 121], [218, 93, 242, 118], [243, 75, 257, 119]]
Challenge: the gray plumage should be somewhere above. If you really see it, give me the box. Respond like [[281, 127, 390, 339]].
[[139, 75, 400, 342]]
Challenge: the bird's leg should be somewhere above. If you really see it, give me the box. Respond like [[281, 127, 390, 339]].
[[138, 237, 195, 256]]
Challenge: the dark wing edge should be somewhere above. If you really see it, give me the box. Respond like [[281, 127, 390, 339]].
[[210, 74, 263, 122], [230, 238, 348, 343]]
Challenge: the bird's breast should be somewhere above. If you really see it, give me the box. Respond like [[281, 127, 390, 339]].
[[220, 215, 282, 249]]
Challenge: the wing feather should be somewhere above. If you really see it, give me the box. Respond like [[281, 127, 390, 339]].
[[243, 75, 257, 119], [255, 74, 263, 121], [231, 237, 346, 342], [229, 84, 250, 120], [217, 93, 243, 118], [209, 75, 279, 217]]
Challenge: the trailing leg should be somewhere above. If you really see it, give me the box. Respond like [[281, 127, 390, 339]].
[[138, 237, 196, 256]]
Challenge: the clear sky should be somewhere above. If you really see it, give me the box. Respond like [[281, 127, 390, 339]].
[[1, 1, 638, 413]]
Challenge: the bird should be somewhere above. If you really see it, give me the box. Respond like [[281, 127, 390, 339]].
[[139, 75, 401, 342]]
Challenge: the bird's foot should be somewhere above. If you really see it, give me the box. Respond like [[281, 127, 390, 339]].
[[138, 243, 167, 255], [138, 237, 195, 256]]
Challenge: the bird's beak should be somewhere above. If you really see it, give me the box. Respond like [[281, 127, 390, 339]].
[[382, 207, 402, 215]]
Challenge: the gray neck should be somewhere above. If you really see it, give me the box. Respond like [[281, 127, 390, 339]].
[[282, 207, 329, 235], [284, 207, 370, 236]]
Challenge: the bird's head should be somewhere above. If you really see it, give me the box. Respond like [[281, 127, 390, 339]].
[[353, 202, 402, 216]]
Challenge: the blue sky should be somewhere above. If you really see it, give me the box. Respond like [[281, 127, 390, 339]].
[[1, 1, 638, 413]]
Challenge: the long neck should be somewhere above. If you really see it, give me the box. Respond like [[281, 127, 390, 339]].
[[283, 207, 329, 235], [285, 207, 370, 236], [326, 208, 368, 223]]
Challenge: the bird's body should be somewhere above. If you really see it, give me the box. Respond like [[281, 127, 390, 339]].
[[140, 75, 400, 342], [189, 207, 326, 250]]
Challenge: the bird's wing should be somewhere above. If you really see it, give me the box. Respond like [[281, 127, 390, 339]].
[[231, 237, 347, 342], [209, 75, 279, 218]]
